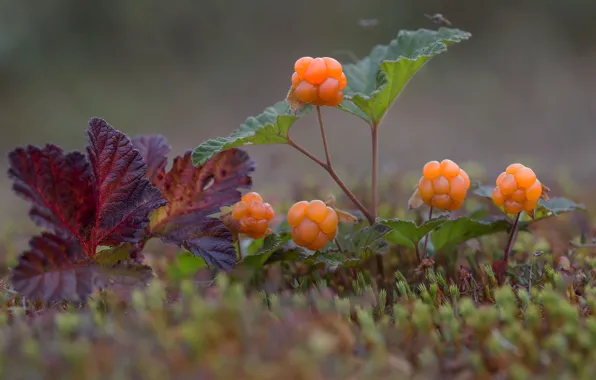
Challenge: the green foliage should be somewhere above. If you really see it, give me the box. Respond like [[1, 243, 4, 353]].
[[242, 233, 293, 271], [533, 197, 585, 218], [192, 102, 311, 165], [167, 252, 207, 281], [430, 216, 513, 251], [379, 217, 446, 248], [339, 28, 471, 124]]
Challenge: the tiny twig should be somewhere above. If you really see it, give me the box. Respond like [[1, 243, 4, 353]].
[[421, 207, 434, 259], [503, 213, 521, 263], [334, 238, 345, 254]]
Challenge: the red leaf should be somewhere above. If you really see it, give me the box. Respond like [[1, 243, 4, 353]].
[[131, 135, 170, 185], [137, 145, 254, 271], [11, 233, 100, 303], [492, 260, 507, 285], [86, 118, 167, 246], [8, 145, 96, 253]]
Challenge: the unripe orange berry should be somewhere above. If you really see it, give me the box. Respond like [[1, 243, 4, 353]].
[[417, 159, 471, 211], [492, 164, 542, 215], [232, 192, 275, 239], [288, 200, 338, 251], [290, 56, 346, 107]]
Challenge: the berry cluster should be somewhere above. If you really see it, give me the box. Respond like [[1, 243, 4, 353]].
[[417, 159, 471, 211], [231, 192, 275, 239], [492, 163, 542, 215], [291, 57, 347, 107], [287, 200, 339, 251]]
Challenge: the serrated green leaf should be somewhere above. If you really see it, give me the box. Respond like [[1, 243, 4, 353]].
[[308, 252, 361, 271], [533, 197, 585, 219], [243, 233, 292, 270], [340, 28, 471, 124], [192, 101, 311, 165], [431, 217, 512, 251], [346, 223, 392, 259], [167, 252, 208, 281], [379, 217, 446, 249]]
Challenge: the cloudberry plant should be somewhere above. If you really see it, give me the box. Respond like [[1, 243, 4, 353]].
[[231, 192, 275, 239], [291, 57, 347, 107], [288, 200, 338, 251], [492, 163, 542, 215], [417, 159, 471, 211]]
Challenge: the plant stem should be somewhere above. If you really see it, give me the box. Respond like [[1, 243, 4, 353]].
[[371, 125, 379, 221], [421, 207, 434, 260], [287, 117, 374, 225], [503, 212, 521, 263], [316, 106, 333, 166]]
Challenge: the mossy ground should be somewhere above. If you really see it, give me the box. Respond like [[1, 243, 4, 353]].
[[0, 169, 594, 379]]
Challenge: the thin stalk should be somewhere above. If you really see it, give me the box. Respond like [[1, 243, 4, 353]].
[[287, 113, 374, 224], [421, 207, 434, 259], [371, 125, 379, 220], [503, 212, 521, 263]]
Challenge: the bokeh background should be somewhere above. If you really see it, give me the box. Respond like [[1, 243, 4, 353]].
[[1, 0, 595, 226]]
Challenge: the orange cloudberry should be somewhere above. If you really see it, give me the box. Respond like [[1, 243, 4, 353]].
[[291, 57, 347, 107], [287, 200, 338, 251], [417, 159, 471, 211], [231, 192, 275, 239], [492, 163, 542, 215]]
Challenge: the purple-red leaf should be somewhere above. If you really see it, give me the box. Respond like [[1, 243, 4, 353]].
[[138, 147, 254, 271], [8, 145, 96, 253], [131, 135, 170, 185], [11, 233, 100, 303], [86, 118, 167, 246]]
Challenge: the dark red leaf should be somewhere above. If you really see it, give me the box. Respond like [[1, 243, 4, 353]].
[[86, 118, 167, 246], [144, 148, 254, 271], [492, 260, 507, 285], [8, 145, 96, 253], [11, 233, 100, 303], [131, 135, 170, 185]]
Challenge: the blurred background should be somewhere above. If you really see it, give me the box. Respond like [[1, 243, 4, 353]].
[[1, 0, 595, 225]]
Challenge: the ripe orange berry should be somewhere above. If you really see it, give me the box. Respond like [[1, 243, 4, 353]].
[[290, 56, 346, 107], [492, 164, 542, 215], [288, 200, 338, 251], [231, 192, 275, 239], [417, 159, 471, 211]]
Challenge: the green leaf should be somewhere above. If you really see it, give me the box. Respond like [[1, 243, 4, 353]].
[[345, 223, 392, 259], [379, 217, 446, 249], [340, 28, 471, 124], [243, 233, 292, 270], [167, 252, 208, 281], [192, 101, 311, 165], [533, 197, 585, 219], [473, 185, 494, 199], [308, 252, 361, 271], [95, 244, 135, 266], [431, 217, 512, 251]]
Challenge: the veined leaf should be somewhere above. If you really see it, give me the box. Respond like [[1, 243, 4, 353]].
[[533, 197, 585, 219], [242, 233, 293, 272], [430, 216, 512, 251], [135, 139, 254, 271], [339, 28, 471, 124], [379, 217, 447, 249], [11, 233, 100, 303], [191, 101, 311, 166]]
